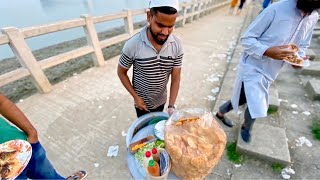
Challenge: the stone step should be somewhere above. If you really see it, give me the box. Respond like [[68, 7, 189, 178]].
[[301, 61, 320, 76], [306, 49, 317, 61], [305, 79, 320, 100], [269, 85, 280, 112], [236, 122, 291, 165], [313, 31, 320, 37]]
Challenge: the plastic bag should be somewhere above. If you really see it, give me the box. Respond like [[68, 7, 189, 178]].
[[164, 108, 226, 180]]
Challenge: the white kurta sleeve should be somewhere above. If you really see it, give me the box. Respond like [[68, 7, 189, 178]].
[[298, 21, 317, 58], [240, 9, 275, 59]]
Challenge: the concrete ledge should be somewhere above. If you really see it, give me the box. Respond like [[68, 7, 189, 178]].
[[306, 79, 320, 100], [301, 62, 320, 76], [269, 85, 280, 112], [236, 122, 291, 165], [306, 49, 316, 61]]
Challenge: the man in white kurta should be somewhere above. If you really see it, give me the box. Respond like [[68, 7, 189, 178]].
[[215, 0, 320, 142]]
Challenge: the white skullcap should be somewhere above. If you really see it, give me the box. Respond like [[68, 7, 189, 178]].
[[149, 0, 180, 12]]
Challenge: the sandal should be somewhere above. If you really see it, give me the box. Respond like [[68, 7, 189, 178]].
[[67, 170, 87, 180]]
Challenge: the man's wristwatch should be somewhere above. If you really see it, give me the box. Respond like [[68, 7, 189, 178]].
[[168, 105, 175, 109]]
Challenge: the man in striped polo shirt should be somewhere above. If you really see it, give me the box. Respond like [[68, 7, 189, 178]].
[[118, 0, 183, 117]]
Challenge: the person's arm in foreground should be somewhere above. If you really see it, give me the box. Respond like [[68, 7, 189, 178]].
[[0, 93, 38, 143]]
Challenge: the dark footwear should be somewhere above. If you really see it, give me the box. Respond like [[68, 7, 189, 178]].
[[241, 126, 251, 143], [215, 113, 234, 128], [67, 170, 87, 180]]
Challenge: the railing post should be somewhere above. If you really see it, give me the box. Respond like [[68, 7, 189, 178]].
[[193, 1, 199, 21], [196, 0, 202, 20], [204, 0, 209, 15], [208, 0, 215, 13], [190, 1, 197, 22], [81, 14, 105, 67], [214, 0, 219, 11], [124, 9, 134, 36], [202, 0, 207, 16], [202, 1, 207, 16], [207, 0, 212, 14], [181, 3, 188, 27], [2, 27, 52, 93]]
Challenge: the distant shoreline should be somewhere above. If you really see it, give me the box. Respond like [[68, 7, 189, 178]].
[[0, 21, 147, 102]]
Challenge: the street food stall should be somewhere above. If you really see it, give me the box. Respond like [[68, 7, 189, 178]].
[[126, 109, 227, 180]]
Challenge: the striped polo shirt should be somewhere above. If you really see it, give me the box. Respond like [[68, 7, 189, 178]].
[[119, 26, 183, 109]]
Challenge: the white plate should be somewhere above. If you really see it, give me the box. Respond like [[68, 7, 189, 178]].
[[154, 120, 166, 140], [283, 52, 310, 67], [0, 140, 32, 180], [284, 59, 310, 67]]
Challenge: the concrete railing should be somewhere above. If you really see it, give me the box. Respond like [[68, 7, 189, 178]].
[[0, 0, 228, 93]]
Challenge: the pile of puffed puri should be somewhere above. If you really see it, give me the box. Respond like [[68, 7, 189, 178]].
[[165, 108, 227, 180]]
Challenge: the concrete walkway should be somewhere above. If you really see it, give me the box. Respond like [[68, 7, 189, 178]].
[[15, 5, 248, 179]]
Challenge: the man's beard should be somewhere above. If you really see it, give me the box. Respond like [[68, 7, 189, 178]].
[[149, 26, 168, 45]]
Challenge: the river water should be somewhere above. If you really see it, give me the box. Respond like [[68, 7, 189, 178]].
[[0, 0, 187, 59]]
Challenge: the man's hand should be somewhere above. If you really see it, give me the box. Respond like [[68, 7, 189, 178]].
[[0, 94, 40, 144], [118, 65, 148, 112], [168, 107, 175, 116], [264, 45, 295, 60], [134, 96, 149, 111]]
